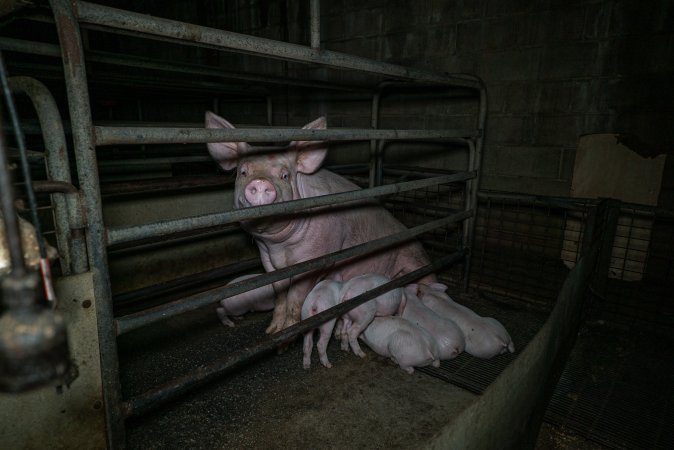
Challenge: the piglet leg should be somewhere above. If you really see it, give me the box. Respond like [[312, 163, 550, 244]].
[[302, 331, 314, 369]]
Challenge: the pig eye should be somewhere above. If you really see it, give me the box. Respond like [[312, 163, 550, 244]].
[[281, 171, 289, 181], [240, 167, 247, 177]]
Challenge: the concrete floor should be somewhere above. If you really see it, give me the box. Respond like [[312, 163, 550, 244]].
[[120, 308, 480, 449], [119, 288, 672, 449]]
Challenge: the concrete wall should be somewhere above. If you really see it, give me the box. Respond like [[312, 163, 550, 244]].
[[309, 0, 673, 203], [87, 0, 673, 205]]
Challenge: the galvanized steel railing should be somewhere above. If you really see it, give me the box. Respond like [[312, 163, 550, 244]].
[[31, 0, 489, 446]]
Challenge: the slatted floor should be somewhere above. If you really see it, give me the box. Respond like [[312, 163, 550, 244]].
[[418, 289, 674, 450], [418, 290, 548, 394]]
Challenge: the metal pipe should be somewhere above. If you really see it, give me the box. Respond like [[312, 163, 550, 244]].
[[0, 37, 371, 93], [115, 210, 472, 335], [100, 175, 229, 197], [8, 76, 87, 275], [113, 258, 260, 308], [310, 0, 320, 49], [462, 80, 487, 291], [122, 249, 465, 418], [0, 53, 58, 304], [75, 1, 482, 90], [106, 172, 475, 246], [48, 0, 124, 446], [0, 115, 25, 276], [94, 126, 480, 146]]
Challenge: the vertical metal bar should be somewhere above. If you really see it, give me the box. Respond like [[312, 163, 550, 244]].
[[310, 0, 321, 50], [48, 0, 124, 447], [0, 113, 26, 276], [463, 82, 487, 289], [8, 76, 88, 275], [369, 90, 381, 188]]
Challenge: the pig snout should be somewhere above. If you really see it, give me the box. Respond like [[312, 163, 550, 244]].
[[244, 178, 277, 206]]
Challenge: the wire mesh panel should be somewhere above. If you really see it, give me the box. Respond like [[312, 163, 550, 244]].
[[598, 207, 674, 326], [468, 193, 592, 308]]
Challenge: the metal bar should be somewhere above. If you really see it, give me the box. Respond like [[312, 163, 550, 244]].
[[48, 0, 124, 447], [0, 37, 371, 93], [107, 172, 475, 246], [0, 55, 48, 265], [0, 114, 26, 276], [310, 0, 320, 49], [113, 258, 260, 308], [115, 210, 472, 335], [8, 76, 87, 274], [100, 175, 229, 197], [75, 1, 482, 90], [122, 249, 465, 418], [94, 126, 479, 146]]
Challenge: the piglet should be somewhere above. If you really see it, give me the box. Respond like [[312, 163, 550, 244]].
[[336, 274, 406, 358], [216, 274, 275, 327], [361, 316, 441, 374], [402, 286, 465, 360], [301, 279, 344, 369], [415, 283, 515, 358]]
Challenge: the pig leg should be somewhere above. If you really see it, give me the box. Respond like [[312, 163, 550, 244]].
[[302, 331, 314, 369], [316, 318, 336, 368], [216, 307, 235, 327], [345, 320, 368, 358], [283, 276, 319, 329], [266, 289, 288, 334], [339, 316, 353, 351]]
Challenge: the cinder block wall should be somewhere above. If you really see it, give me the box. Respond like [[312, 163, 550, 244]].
[[91, 0, 673, 206], [313, 0, 673, 204]]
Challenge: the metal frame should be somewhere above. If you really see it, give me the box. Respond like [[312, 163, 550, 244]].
[[7, 1, 490, 446]]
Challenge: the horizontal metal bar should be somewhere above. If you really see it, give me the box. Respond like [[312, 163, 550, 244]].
[[115, 210, 472, 335], [75, 1, 481, 90], [0, 37, 371, 93], [113, 258, 260, 308], [122, 249, 466, 418], [100, 175, 230, 197], [94, 125, 480, 146], [106, 172, 475, 246]]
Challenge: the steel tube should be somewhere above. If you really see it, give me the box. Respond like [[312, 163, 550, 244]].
[[0, 116, 26, 276], [122, 249, 465, 418], [94, 126, 479, 146], [0, 37, 370, 93], [107, 172, 475, 246], [48, 0, 124, 446], [115, 210, 472, 335], [310, 0, 320, 49], [8, 76, 87, 274], [75, 1, 481, 90]]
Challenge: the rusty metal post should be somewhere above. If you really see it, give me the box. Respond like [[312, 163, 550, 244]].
[[48, 0, 125, 447]]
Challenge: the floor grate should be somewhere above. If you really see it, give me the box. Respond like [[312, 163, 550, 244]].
[[418, 290, 548, 394], [544, 320, 674, 450]]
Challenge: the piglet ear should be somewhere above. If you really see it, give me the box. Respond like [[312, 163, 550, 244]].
[[295, 116, 327, 174], [427, 282, 449, 292], [404, 284, 419, 298], [205, 111, 241, 171]]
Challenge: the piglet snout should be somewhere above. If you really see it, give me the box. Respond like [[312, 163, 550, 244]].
[[245, 179, 276, 206]]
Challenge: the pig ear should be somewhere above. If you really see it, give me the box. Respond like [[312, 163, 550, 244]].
[[428, 282, 448, 292], [404, 284, 419, 297], [205, 111, 240, 171], [295, 117, 327, 174]]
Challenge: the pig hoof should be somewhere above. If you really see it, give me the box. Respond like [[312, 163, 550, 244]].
[[265, 320, 284, 334], [216, 308, 235, 327], [303, 362, 311, 370], [404, 367, 414, 374], [321, 361, 332, 369]]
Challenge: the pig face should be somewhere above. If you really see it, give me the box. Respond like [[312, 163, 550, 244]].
[[205, 112, 327, 233]]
